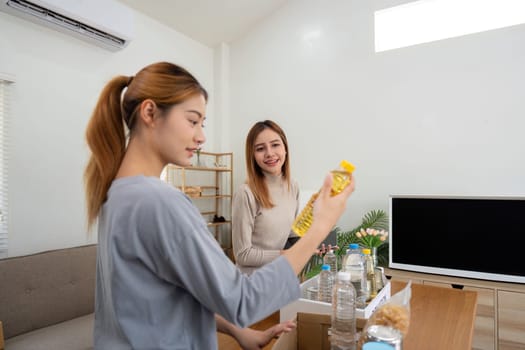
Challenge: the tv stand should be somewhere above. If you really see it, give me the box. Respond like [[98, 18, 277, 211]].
[[384, 268, 525, 350]]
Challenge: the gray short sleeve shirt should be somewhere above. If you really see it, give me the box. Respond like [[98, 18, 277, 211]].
[[94, 176, 300, 349]]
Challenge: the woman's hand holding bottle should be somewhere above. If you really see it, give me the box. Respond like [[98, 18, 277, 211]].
[[284, 172, 355, 275]]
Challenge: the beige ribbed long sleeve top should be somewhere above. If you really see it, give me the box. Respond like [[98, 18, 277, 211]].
[[232, 174, 300, 274]]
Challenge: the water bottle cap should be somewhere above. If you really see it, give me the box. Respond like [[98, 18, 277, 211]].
[[363, 248, 371, 255], [337, 271, 351, 281], [321, 264, 330, 271], [349, 243, 359, 249], [362, 342, 395, 350]]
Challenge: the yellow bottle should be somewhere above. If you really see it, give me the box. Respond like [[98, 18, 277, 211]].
[[363, 248, 377, 301], [291, 160, 355, 236]]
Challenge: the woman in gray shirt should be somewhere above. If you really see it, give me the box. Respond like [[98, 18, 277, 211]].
[[84, 62, 355, 349]]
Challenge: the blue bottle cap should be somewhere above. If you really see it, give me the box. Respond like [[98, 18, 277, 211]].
[[349, 243, 359, 249], [321, 264, 330, 271], [362, 342, 395, 350]]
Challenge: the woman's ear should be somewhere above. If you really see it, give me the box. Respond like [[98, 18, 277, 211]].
[[139, 99, 157, 127]]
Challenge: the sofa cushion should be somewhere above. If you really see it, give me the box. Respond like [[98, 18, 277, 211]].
[[5, 313, 94, 350], [0, 244, 96, 339]]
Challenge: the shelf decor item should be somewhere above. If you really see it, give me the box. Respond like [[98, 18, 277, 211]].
[[183, 186, 202, 197]]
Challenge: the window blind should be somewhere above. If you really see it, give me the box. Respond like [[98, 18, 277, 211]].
[[0, 77, 12, 258]]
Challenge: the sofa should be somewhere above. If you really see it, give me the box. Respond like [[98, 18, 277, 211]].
[[0, 244, 96, 350]]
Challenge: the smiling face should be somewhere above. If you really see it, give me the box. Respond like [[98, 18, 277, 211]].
[[153, 93, 207, 168], [253, 128, 287, 176]]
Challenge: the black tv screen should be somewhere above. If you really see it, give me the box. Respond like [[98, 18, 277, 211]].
[[389, 195, 525, 283]]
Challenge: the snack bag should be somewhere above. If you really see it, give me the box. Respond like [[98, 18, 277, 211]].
[[357, 281, 412, 349]]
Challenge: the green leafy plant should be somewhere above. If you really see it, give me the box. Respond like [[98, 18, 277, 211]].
[[338, 209, 390, 267], [375, 241, 390, 267], [302, 256, 323, 280], [336, 209, 388, 255], [300, 209, 390, 280]]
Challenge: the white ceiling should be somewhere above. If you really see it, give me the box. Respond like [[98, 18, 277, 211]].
[[119, 0, 289, 47]]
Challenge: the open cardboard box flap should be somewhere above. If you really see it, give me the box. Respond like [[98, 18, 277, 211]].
[[273, 312, 366, 350]]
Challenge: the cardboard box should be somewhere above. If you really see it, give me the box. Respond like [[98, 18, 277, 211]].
[[280, 276, 391, 322], [273, 312, 367, 350]]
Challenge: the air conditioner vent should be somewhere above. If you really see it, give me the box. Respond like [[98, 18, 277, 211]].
[[1, 0, 134, 50]]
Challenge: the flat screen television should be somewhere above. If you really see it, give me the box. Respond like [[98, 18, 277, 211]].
[[389, 195, 525, 284]]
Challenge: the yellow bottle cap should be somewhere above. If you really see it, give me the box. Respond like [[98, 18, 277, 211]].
[[362, 248, 371, 255], [340, 160, 356, 173]]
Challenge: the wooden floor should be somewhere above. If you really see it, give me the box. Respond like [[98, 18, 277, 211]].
[[217, 312, 280, 350]]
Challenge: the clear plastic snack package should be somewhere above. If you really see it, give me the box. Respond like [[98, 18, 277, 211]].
[[357, 281, 412, 350]]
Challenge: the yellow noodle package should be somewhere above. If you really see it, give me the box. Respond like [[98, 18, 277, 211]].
[[357, 281, 412, 349]]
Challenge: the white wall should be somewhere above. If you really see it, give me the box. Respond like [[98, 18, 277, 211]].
[[213, 43, 231, 153], [3, 0, 524, 256], [229, 0, 525, 231], [0, 9, 215, 257]]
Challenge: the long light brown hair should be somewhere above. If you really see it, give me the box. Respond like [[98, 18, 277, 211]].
[[84, 62, 208, 230], [245, 120, 291, 209]]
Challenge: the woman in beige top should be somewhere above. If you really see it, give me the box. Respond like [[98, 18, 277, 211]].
[[232, 120, 301, 274]]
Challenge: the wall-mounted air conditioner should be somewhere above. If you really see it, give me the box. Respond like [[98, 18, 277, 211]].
[[0, 0, 135, 51]]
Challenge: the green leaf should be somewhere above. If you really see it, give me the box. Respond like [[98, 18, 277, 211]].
[[303, 263, 322, 280], [299, 254, 323, 281], [335, 209, 390, 260], [377, 242, 389, 267], [361, 209, 389, 230], [335, 226, 359, 257]]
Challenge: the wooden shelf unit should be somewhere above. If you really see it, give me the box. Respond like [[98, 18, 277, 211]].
[[163, 152, 234, 260], [384, 267, 525, 350]]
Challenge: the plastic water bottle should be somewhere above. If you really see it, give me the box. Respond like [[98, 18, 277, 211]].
[[324, 248, 338, 276], [318, 264, 333, 303], [292, 160, 355, 236], [330, 271, 357, 350], [342, 243, 367, 308], [341, 243, 353, 267], [363, 248, 377, 301]]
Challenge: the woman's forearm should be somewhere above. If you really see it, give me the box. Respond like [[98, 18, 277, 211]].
[[282, 221, 331, 275], [215, 314, 238, 336]]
